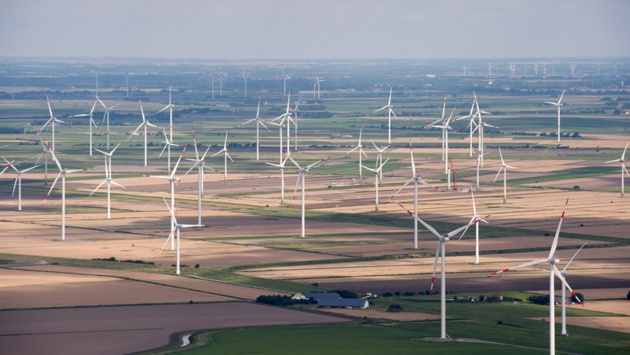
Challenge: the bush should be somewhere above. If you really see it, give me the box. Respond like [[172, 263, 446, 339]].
[[528, 294, 550, 305], [382, 292, 393, 298], [387, 304, 404, 312], [627, 290, 630, 300]]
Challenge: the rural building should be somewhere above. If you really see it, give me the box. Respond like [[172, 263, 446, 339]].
[[304, 292, 342, 301], [317, 298, 369, 309]]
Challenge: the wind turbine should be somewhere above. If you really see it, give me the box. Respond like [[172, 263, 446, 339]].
[[242, 70, 249, 97], [281, 68, 289, 96], [373, 86, 397, 144], [96, 96, 120, 150], [605, 141, 629, 197], [238, 98, 269, 160], [129, 99, 161, 167], [560, 242, 587, 336], [155, 86, 175, 172], [286, 154, 328, 238], [492, 199, 583, 355], [473, 93, 495, 167], [35, 137, 51, 185], [347, 129, 368, 179], [493, 148, 516, 204], [434, 107, 456, 174], [91, 143, 125, 219], [159, 127, 179, 159], [459, 188, 489, 265], [399, 203, 475, 339], [455, 98, 478, 157], [144, 145, 188, 249], [3, 158, 38, 211], [474, 148, 489, 191], [184, 130, 218, 225], [312, 74, 323, 99], [212, 132, 234, 184], [42, 145, 91, 241], [38, 96, 69, 157], [545, 90, 566, 142], [388, 140, 440, 249], [0, 158, 15, 178], [160, 197, 203, 276], [371, 140, 390, 184], [68, 99, 99, 157], [361, 158, 389, 212], [266, 150, 289, 205], [271, 94, 295, 155], [426, 97, 448, 162], [292, 96, 302, 151], [570, 63, 576, 76]]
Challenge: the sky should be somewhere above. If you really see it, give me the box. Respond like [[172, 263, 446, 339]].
[[1, 0, 629, 60]]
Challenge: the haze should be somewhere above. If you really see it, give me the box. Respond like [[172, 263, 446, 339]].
[[1, 0, 629, 59]]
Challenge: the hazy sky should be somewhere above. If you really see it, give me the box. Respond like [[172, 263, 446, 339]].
[[1, 0, 628, 59]]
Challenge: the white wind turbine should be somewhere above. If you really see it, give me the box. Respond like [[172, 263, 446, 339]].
[[0, 158, 15, 177], [281, 68, 289, 96], [159, 127, 179, 159], [347, 129, 368, 179], [38, 96, 69, 157], [184, 131, 218, 225], [388, 140, 440, 249], [426, 97, 449, 162], [144, 145, 188, 250], [292, 96, 302, 151], [68, 99, 99, 157], [373, 86, 397, 144], [399, 203, 475, 339], [242, 70, 249, 97], [371, 140, 390, 184], [433, 107, 456, 174], [474, 148, 489, 191], [36, 137, 52, 185], [455, 98, 478, 157], [492, 199, 583, 355], [361, 158, 389, 212], [96, 96, 120, 150], [560, 242, 587, 336], [605, 141, 629, 197], [472, 93, 496, 167], [3, 158, 39, 211], [129, 99, 161, 167], [155, 87, 175, 172], [91, 143, 125, 220], [312, 74, 323, 99], [42, 145, 91, 241], [238, 98, 269, 160], [160, 197, 203, 276], [493, 148, 516, 204], [266, 151, 289, 205], [570, 63, 576, 76], [545, 90, 566, 142], [459, 188, 489, 265], [286, 154, 328, 238], [212, 132, 234, 184]]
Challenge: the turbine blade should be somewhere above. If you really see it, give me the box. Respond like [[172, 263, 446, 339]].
[[553, 265, 583, 306], [388, 178, 413, 202], [399, 203, 441, 239], [548, 198, 569, 259], [90, 180, 107, 196], [562, 242, 587, 273], [491, 259, 547, 275]]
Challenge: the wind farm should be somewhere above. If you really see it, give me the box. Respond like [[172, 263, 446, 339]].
[[0, 57, 629, 355]]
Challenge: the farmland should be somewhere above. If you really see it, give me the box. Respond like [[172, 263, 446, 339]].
[[0, 57, 629, 354]]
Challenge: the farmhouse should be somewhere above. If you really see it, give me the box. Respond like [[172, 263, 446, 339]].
[[305, 292, 369, 309]]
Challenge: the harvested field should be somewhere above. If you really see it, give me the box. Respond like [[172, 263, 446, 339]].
[[0, 303, 349, 355]]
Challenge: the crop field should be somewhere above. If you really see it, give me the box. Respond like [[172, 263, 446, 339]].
[[0, 58, 629, 354]]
